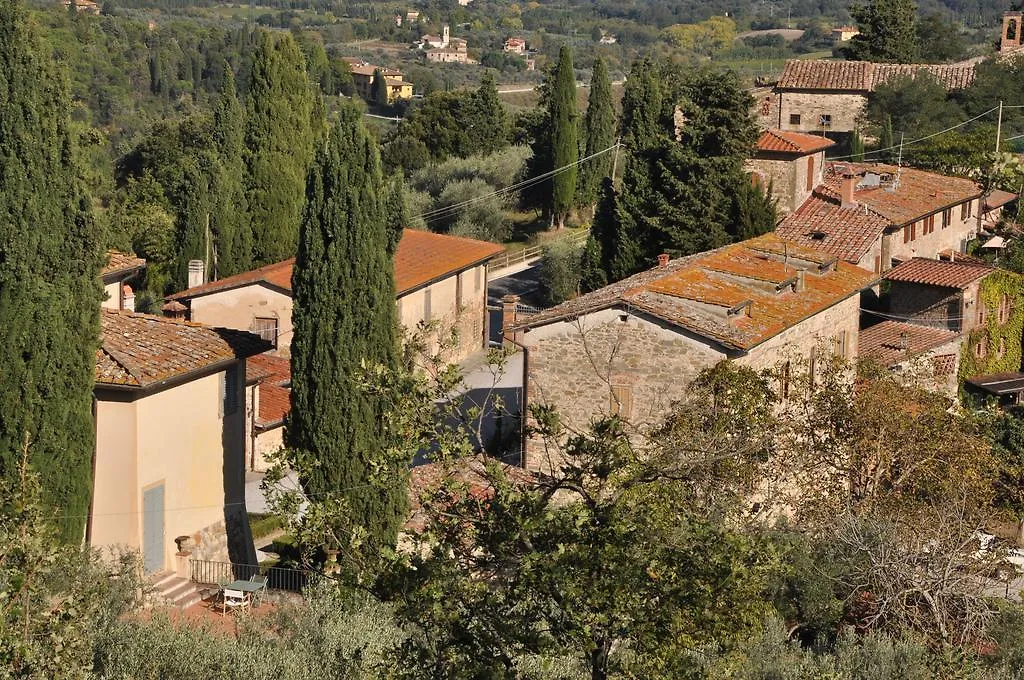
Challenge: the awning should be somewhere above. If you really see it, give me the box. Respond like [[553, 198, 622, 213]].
[[966, 372, 1024, 395], [981, 235, 1007, 248]]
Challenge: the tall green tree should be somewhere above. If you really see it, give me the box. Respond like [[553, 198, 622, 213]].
[[592, 60, 765, 282], [212, 64, 252, 278], [577, 57, 617, 214], [287, 104, 406, 548], [844, 0, 921, 64], [471, 72, 508, 156], [0, 0, 102, 541], [549, 45, 578, 229], [245, 31, 317, 265], [371, 67, 389, 108]]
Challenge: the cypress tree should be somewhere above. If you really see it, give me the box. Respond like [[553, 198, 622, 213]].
[[0, 0, 102, 541], [212, 64, 252, 277], [245, 31, 316, 266], [287, 104, 406, 546], [846, 0, 920, 64], [470, 73, 508, 156], [549, 45, 578, 230], [577, 57, 616, 213], [372, 67, 389, 108], [594, 60, 763, 282]]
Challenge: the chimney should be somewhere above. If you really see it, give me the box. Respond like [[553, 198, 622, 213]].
[[501, 294, 521, 345], [161, 300, 188, 320], [840, 175, 858, 209], [121, 284, 135, 313], [657, 253, 670, 268], [898, 331, 909, 352], [187, 260, 205, 289], [794, 269, 806, 292]]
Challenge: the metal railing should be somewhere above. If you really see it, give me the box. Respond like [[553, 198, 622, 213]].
[[190, 559, 319, 593], [490, 230, 590, 273]]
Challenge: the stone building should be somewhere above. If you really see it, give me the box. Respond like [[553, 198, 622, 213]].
[[867, 257, 1024, 399], [91, 309, 269, 574], [505, 233, 876, 470], [745, 129, 834, 214], [763, 60, 976, 136], [858, 320, 963, 396], [775, 161, 983, 273], [1001, 11, 1024, 58]]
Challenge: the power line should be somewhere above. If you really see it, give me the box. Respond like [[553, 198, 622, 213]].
[[829, 106, 999, 162], [860, 308, 972, 323], [413, 143, 621, 225]]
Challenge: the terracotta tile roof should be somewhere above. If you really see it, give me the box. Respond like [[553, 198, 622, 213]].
[[102, 250, 146, 280], [883, 257, 992, 289], [168, 230, 504, 301], [822, 162, 982, 225], [776, 195, 890, 263], [756, 129, 835, 155], [257, 382, 290, 428], [777, 163, 982, 262], [859, 320, 961, 367], [513, 233, 876, 352], [246, 353, 291, 385], [777, 59, 976, 91], [984, 189, 1017, 211], [96, 309, 270, 388], [348, 62, 403, 77]]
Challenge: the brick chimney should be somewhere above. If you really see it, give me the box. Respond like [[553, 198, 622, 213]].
[[501, 294, 521, 344], [187, 260, 205, 289], [121, 284, 135, 312], [657, 253, 670, 268], [840, 175, 858, 209]]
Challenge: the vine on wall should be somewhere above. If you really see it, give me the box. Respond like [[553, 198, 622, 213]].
[[958, 270, 1024, 384]]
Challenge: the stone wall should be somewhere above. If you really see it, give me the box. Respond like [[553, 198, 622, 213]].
[[888, 281, 965, 331], [887, 199, 980, 266], [746, 150, 825, 214], [520, 294, 862, 471], [778, 90, 866, 134], [520, 308, 728, 470]]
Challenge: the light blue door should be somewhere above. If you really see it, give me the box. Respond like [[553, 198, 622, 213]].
[[142, 484, 165, 574]]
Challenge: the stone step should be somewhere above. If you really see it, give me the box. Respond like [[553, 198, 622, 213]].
[[147, 570, 206, 610]]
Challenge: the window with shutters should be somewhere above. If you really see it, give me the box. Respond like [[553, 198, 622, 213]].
[[961, 200, 973, 220], [831, 331, 847, 359], [252, 317, 278, 347], [925, 214, 935, 234], [978, 303, 987, 326], [806, 156, 815, 191], [998, 294, 1011, 324], [942, 209, 951, 228], [610, 384, 633, 420], [904, 225, 911, 243], [456, 272, 464, 313], [423, 287, 432, 320], [975, 336, 988, 358], [779, 361, 792, 401]]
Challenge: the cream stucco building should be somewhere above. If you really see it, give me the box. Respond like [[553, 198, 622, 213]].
[[101, 251, 145, 311], [166, 229, 504, 471], [90, 309, 269, 574]]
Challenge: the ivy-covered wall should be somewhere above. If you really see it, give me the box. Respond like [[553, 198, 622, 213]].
[[958, 270, 1024, 383]]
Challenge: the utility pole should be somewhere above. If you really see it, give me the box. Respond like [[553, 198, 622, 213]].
[[996, 100, 1004, 153], [611, 137, 622, 187]]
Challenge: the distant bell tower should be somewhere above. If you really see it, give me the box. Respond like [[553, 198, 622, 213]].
[[443, 24, 450, 47], [1001, 11, 1023, 55]]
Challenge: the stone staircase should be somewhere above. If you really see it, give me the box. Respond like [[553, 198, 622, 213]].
[[147, 570, 206, 610]]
